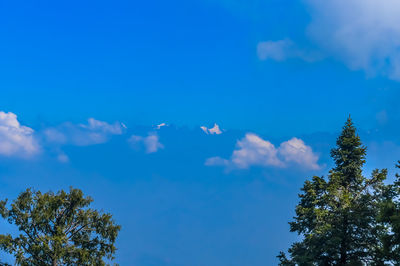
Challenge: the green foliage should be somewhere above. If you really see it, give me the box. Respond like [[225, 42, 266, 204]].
[[279, 117, 389, 265], [0, 187, 121, 266], [378, 162, 400, 264]]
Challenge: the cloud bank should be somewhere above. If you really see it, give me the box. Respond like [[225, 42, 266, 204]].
[[258, 0, 400, 80], [0, 111, 40, 158], [206, 133, 320, 170], [0, 111, 319, 170]]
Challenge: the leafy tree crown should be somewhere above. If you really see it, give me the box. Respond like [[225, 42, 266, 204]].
[[0, 187, 121, 266]]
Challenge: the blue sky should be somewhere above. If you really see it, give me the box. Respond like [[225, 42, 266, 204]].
[[1, 0, 400, 265]]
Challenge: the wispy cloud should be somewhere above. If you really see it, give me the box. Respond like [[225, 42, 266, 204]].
[[56, 152, 70, 163], [128, 133, 164, 153], [258, 0, 400, 80], [306, 0, 400, 80], [206, 133, 320, 170], [257, 39, 320, 62], [0, 111, 40, 158], [44, 118, 125, 146]]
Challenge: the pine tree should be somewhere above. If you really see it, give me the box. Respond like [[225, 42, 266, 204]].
[[279, 117, 387, 265], [378, 162, 400, 264]]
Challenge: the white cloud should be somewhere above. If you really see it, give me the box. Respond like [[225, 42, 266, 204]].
[[231, 133, 283, 168], [278, 137, 320, 170], [128, 133, 164, 153], [201, 123, 223, 135], [44, 118, 125, 146], [155, 123, 167, 130], [206, 133, 320, 170], [258, 0, 400, 80], [0, 111, 40, 157]]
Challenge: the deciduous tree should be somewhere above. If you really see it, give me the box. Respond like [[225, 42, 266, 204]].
[[0, 187, 120, 265]]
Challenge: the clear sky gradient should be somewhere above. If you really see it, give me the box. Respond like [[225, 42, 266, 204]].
[[1, 0, 400, 265]]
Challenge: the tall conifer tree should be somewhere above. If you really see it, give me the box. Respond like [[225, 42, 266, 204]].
[[279, 117, 387, 265]]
